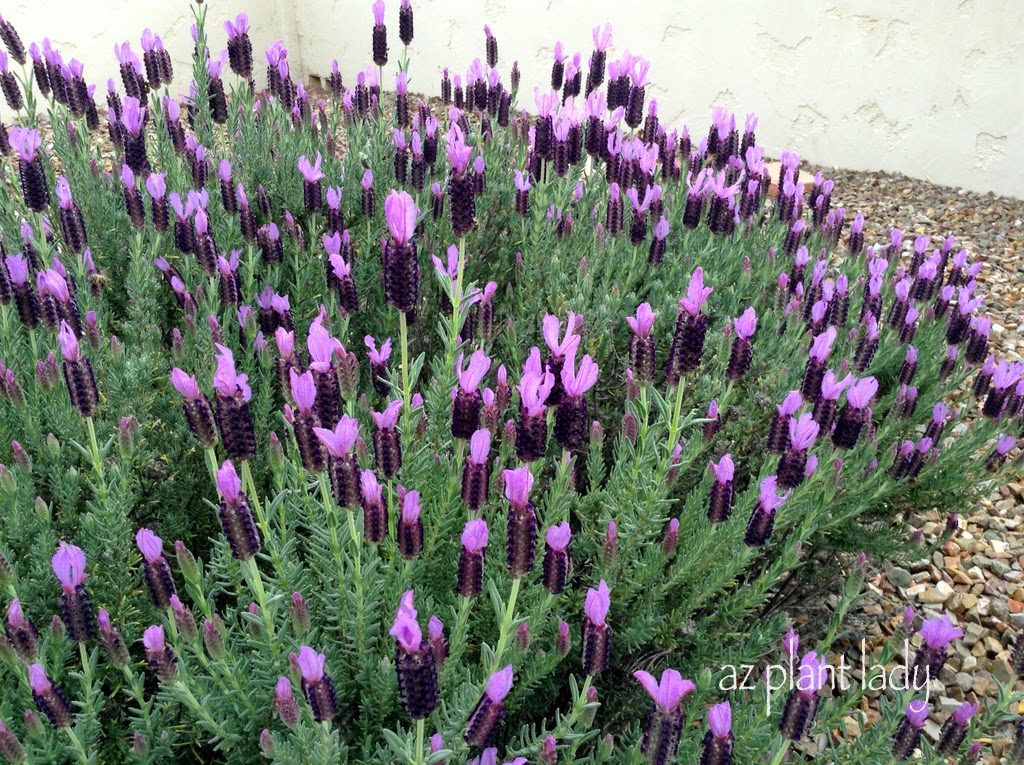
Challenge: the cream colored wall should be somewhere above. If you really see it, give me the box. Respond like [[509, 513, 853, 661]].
[[2, 0, 287, 102], [10, 1, 1024, 197], [293, 0, 1024, 198]]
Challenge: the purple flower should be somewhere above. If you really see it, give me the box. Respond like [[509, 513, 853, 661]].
[[905, 700, 929, 728], [384, 190, 419, 245], [389, 590, 422, 653], [846, 377, 878, 409], [795, 651, 828, 695], [457, 350, 491, 392], [120, 96, 145, 135], [27, 664, 51, 694], [485, 665, 514, 703], [212, 344, 252, 401], [8, 126, 41, 162], [371, 399, 402, 430], [469, 429, 491, 465], [297, 153, 324, 183], [561, 354, 599, 397], [708, 701, 732, 738], [56, 321, 80, 362], [546, 521, 571, 551], [518, 369, 554, 417], [919, 616, 963, 650], [289, 369, 317, 412], [710, 454, 734, 483], [679, 267, 712, 316], [297, 646, 326, 682], [215, 461, 243, 504], [952, 701, 977, 725], [51, 542, 87, 591], [759, 475, 789, 512], [809, 327, 837, 362], [135, 528, 164, 563], [142, 624, 165, 652], [633, 669, 695, 712], [732, 307, 757, 340], [626, 303, 656, 338], [584, 580, 610, 626], [502, 466, 533, 508], [788, 412, 819, 451], [313, 415, 360, 457], [461, 519, 489, 552], [542, 313, 580, 358]]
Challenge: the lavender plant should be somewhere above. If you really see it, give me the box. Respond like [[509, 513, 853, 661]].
[[0, 3, 1021, 763]]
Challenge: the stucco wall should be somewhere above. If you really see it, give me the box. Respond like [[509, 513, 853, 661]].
[[9, 1, 1024, 198], [2, 1, 285, 103]]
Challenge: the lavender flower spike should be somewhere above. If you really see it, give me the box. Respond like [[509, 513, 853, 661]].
[[52, 541, 94, 642], [701, 701, 733, 765], [462, 428, 492, 510], [29, 664, 74, 727], [390, 590, 439, 719], [726, 307, 756, 380], [910, 615, 963, 685], [778, 652, 828, 741], [457, 519, 489, 596], [297, 646, 338, 722], [215, 460, 261, 560], [503, 465, 537, 576], [543, 522, 572, 594], [136, 527, 176, 607], [383, 190, 421, 312], [465, 665, 514, 746], [891, 700, 929, 760], [634, 669, 696, 764], [744, 476, 789, 547], [582, 580, 612, 674], [452, 350, 491, 438]]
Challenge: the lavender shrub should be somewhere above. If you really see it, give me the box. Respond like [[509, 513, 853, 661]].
[[0, 2, 1020, 763]]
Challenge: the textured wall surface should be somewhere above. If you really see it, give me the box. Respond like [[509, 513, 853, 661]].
[[2, 1, 284, 103], [9, 1, 1024, 197]]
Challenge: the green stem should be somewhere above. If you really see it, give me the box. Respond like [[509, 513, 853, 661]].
[[413, 718, 425, 765], [399, 309, 411, 413], [203, 446, 218, 484], [442, 597, 473, 684], [489, 577, 522, 673], [767, 738, 791, 765], [241, 557, 276, 643], [85, 417, 107, 505], [319, 473, 365, 657], [64, 727, 90, 765]]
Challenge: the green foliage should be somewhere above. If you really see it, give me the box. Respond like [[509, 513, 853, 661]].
[[0, 2, 1020, 763]]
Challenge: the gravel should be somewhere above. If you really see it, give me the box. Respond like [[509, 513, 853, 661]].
[[806, 164, 1024, 762]]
